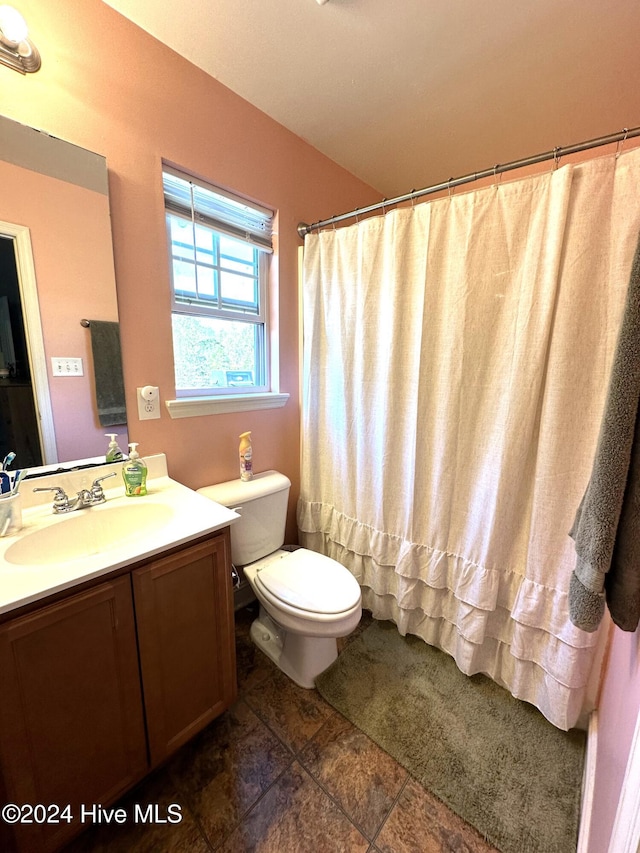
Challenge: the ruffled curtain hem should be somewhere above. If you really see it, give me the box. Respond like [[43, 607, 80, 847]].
[[298, 499, 600, 731]]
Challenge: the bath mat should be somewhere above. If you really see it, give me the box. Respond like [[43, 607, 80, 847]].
[[316, 620, 585, 853]]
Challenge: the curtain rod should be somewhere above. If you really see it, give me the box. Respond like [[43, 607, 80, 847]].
[[297, 126, 640, 238]]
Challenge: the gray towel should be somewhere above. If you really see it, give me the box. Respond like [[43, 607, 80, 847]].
[[605, 410, 640, 630], [569, 231, 640, 632], [88, 320, 127, 427]]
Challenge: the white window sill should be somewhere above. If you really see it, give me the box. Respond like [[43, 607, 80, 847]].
[[165, 392, 290, 418]]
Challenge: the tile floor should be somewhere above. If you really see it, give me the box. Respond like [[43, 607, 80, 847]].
[[64, 605, 499, 853]]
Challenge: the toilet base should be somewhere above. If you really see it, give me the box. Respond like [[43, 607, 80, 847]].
[[249, 608, 338, 689]]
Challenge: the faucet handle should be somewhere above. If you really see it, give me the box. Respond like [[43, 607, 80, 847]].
[[33, 485, 71, 512], [91, 471, 117, 500]]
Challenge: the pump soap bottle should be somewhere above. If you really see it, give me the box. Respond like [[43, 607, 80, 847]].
[[122, 442, 148, 496], [105, 434, 125, 463], [239, 431, 253, 481]]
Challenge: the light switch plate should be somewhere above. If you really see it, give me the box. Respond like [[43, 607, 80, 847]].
[[51, 357, 83, 376]]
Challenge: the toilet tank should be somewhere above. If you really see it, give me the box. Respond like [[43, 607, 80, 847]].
[[197, 471, 291, 567]]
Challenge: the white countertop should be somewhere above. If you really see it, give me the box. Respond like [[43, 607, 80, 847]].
[[0, 454, 238, 615]]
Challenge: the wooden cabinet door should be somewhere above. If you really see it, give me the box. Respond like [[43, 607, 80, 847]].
[[0, 577, 147, 853], [133, 534, 237, 767]]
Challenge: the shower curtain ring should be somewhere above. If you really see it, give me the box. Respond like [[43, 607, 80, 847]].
[[447, 177, 453, 198], [553, 147, 562, 170], [382, 198, 387, 215], [410, 189, 417, 208], [354, 207, 359, 223], [616, 128, 629, 159], [493, 164, 503, 189]]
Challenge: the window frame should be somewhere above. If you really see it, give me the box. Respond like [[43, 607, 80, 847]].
[[163, 167, 274, 400]]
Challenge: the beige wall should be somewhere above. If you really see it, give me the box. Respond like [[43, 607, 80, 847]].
[[0, 0, 379, 539]]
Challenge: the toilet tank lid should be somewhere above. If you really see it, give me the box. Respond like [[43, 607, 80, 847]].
[[197, 470, 291, 508]]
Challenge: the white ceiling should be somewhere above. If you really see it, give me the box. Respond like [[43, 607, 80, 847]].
[[104, 0, 640, 198]]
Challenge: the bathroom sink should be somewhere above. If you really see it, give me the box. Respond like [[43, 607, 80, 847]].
[[0, 453, 240, 616], [5, 502, 174, 566]]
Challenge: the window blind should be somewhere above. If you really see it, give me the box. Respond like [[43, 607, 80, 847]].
[[163, 167, 273, 251]]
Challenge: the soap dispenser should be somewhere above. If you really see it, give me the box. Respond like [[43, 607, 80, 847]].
[[105, 434, 125, 463], [122, 442, 148, 496]]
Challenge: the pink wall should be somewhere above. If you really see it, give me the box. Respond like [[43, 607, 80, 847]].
[[0, 0, 379, 539], [587, 625, 640, 853]]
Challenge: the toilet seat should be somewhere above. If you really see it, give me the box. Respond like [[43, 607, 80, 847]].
[[254, 549, 361, 616]]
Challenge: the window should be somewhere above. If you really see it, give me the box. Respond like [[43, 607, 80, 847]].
[[163, 167, 273, 397]]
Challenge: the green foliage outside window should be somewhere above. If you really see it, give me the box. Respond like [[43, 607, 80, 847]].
[[172, 314, 257, 390]]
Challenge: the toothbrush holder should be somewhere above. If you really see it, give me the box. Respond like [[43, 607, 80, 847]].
[[0, 492, 22, 537]]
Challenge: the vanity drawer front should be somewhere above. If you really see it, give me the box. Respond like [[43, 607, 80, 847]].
[[133, 533, 237, 767], [0, 576, 147, 853]]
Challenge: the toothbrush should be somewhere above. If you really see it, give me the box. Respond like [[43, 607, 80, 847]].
[[10, 470, 26, 495], [2, 451, 15, 471]]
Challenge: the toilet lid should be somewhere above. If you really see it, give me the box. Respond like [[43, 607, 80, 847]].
[[255, 549, 361, 615]]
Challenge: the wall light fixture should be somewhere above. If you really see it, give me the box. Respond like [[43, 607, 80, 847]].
[[0, 5, 40, 73]]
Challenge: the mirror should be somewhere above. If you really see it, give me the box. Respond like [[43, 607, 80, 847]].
[[0, 115, 128, 467]]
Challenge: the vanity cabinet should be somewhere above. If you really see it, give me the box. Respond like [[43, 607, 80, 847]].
[[0, 529, 236, 853], [133, 536, 236, 766], [0, 576, 147, 853]]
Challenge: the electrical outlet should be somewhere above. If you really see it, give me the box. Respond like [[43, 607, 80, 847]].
[[51, 357, 83, 376], [137, 385, 160, 420]]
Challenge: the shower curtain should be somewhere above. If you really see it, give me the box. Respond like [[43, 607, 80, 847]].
[[298, 147, 640, 730]]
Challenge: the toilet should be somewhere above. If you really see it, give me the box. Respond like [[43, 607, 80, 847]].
[[197, 471, 362, 688]]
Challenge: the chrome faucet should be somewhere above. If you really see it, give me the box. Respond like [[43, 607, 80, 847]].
[[33, 472, 117, 514]]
